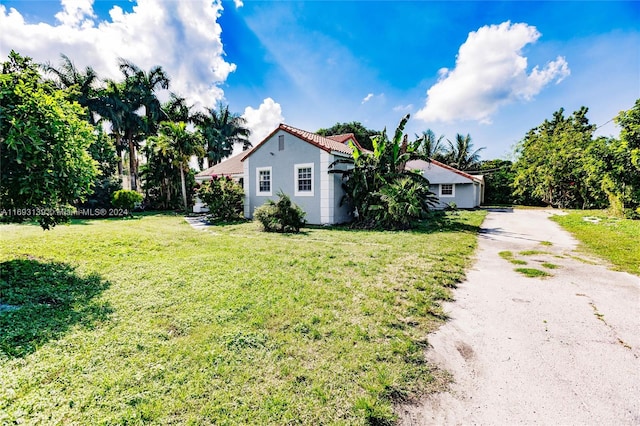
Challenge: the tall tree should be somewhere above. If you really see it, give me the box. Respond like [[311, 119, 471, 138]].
[[443, 133, 485, 171], [147, 122, 203, 212], [1, 51, 97, 229], [512, 107, 607, 208], [79, 129, 122, 210], [478, 160, 519, 205], [42, 54, 101, 124], [96, 61, 169, 191], [97, 79, 145, 188], [118, 59, 170, 135], [317, 121, 379, 151], [194, 102, 251, 168], [598, 99, 640, 216], [142, 134, 178, 209], [418, 129, 446, 161], [163, 93, 193, 123]]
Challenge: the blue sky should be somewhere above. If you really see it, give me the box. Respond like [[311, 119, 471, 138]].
[[1, 0, 638, 160]]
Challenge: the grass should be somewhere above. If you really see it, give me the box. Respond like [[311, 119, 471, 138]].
[[498, 250, 513, 259], [498, 250, 528, 265], [551, 210, 640, 276], [0, 210, 485, 425], [541, 262, 560, 269], [519, 250, 549, 256], [514, 268, 552, 278]]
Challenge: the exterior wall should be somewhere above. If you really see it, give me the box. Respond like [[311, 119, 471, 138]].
[[429, 183, 480, 209], [244, 130, 324, 224], [420, 163, 474, 185], [325, 152, 353, 224], [421, 164, 483, 209]]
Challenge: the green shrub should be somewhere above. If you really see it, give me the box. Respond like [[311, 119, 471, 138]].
[[624, 207, 640, 220], [198, 176, 244, 222], [111, 190, 143, 212], [253, 191, 306, 233], [374, 177, 436, 229], [331, 114, 438, 230]]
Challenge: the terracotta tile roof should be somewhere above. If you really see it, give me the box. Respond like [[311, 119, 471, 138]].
[[326, 133, 363, 149], [242, 123, 354, 161], [195, 151, 247, 178]]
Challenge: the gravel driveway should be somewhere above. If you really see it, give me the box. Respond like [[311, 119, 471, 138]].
[[398, 209, 640, 425]]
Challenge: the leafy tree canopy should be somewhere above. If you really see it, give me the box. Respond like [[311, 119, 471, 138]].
[[194, 102, 251, 168], [478, 160, 515, 205], [512, 106, 607, 209], [443, 133, 485, 171], [1, 51, 97, 229], [331, 114, 437, 230], [605, 99, 640, 216]]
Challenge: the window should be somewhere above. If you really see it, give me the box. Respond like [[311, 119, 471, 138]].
[[294, 163, 314, 196], [256, 167, 272, 196], [278, 135, 285, 151], [440, 183, 455, 197]]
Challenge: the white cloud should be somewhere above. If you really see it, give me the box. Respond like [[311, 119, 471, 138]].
[[0, 0, 235, 110], [362, 93, 374, 104], [233, 0, 244, 8], [242, 98, 284, 146], [416, 21, 570, 124], [55, 0, 96, 27], [393, 104, 413, 112]]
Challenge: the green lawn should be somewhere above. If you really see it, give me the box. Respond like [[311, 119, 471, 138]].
[[551, 211, 640, 276], [0, 211, 485, 425]]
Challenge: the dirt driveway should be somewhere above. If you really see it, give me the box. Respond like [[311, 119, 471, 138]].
[[398, 209, 640, 425]]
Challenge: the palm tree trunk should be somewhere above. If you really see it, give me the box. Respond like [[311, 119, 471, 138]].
[[180, 167, 188, 213], [115, 133, 124, 177], [127, 132, 137, 191]]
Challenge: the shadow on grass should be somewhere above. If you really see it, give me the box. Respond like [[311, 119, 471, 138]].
[[0, 259, 112, 358]]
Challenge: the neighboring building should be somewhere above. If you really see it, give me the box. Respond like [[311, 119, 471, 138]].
[[241, 124, 358, 225], [406, 159, 484, 209], [193, 152, 246, 213], [193, 124, 484, 218]]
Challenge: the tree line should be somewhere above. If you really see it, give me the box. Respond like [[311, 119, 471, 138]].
[[2, 49, 638, 230], [1, 51, 252, 228], [317, 101, 640, 219]]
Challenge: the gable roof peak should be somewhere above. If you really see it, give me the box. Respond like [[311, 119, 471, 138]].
[[242, 123, 354, 161]]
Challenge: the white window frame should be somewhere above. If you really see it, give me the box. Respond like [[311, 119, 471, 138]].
[[256, 166, 272, 196], [439, 183, 455, 198], [294, 163, 314, 197]]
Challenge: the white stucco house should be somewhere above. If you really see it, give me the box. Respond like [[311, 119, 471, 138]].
[[193, 124, 485, 220], [407, 159, 484, 209], [240, 124, 360, 225]]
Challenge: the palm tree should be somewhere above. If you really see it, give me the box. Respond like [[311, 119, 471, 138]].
[[118, 60, 170, 136], [418, 129, 446, 162], [97, 79, 145, 186], [444, 133, 485, 171], [42, 54, 101, 124], [97, 60, 170, 191], [194, 102, 251, 168], [142, 134, 177, 209], [163, 93, 193, 123], [148, 122, 203, 212]]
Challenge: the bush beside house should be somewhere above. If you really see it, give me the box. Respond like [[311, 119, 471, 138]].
[[198, 175, 245, 222]]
